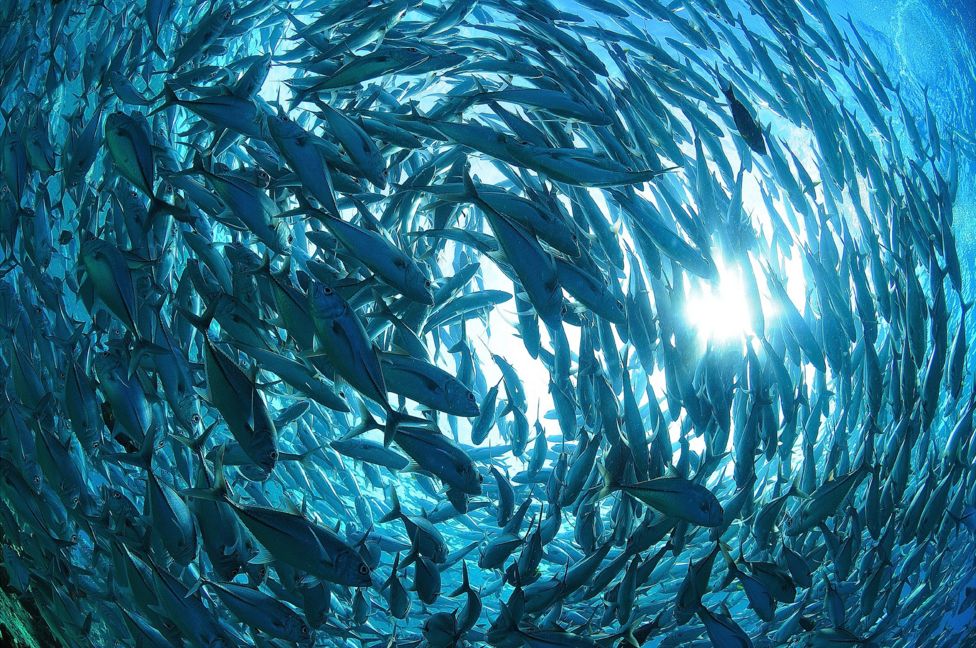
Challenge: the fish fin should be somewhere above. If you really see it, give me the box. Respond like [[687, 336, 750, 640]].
[[184, 576, 207, 599], [448, 561, 471, 598], [339, 401, 382, 441], [788, 480, 808, 499], [103, 429, 155, 470], [176, 299, 217, 335], [148, 83, 179, 116], [401, 461, 435, 480], [400, 548, 418, 570], [147, 195, 192, 225], [193, 386, 214, 406], [250, 546, 276, 565], [278, 494, 304, 517], [185, 419, 219, 455], [596, 460, 621, 500], [382, 409, 404, 447], [246, 388, 258, 431], [379, 487, 402, 524], [180, 487, 222, 501], [182, 444, 231, 501]]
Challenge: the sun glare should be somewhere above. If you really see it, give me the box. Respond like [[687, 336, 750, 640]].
[[684, 262, 756, 341]]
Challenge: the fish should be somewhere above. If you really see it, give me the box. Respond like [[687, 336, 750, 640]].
[[0, 0, 973, 646]]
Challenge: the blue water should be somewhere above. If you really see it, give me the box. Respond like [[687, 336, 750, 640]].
[[1, 0, 976, 647]]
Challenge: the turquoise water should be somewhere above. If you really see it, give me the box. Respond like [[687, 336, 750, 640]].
[[1, 0, 976, 646], [850, 0, 976, 288]]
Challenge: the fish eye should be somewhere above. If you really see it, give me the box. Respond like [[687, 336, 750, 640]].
[[112, 491, 120, 499], [324, 286, 334, 295], [301, 626, 309, 636], [33, 476, 41, 486], [270, 451, 279, 460], [157, 439, 166, 449], [192, 414, 201, 423], [424, 279, 432, 288], [467, 392, 475, 401], [616, 299, 624, 310], [358, 564, 369, 575]]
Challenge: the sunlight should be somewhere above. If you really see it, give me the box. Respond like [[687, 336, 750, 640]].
[[684, 261, 755, 341]]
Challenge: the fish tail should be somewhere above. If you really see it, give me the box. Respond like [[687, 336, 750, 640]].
[[379, 487, 402, 524], [461, 163, 482, 203], [858, 459, 880, 479], [150, 39, 167, 63], [176, 299, 217, 335], [147, 195, 192, 225], [339, 401, 382, 442], [449, 561, 471, 597], [183, 444, 231, 502], [170, 419, 219, 459], [400, 547, 419, 570], [383, 409, 413, 447], [596, 461, 621, 500], [381, 552, 400, 591], [295, 445, 326, 465], [496, 599, 521, 633], [787, 480, 806, 499], [244, 251, 273, 277], [185, 575, 207, 599], [103, 428, 155, 470], [148, 83, 179, 116]]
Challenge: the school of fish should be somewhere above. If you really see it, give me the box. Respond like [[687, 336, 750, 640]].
[[0, 0, 973, 646]]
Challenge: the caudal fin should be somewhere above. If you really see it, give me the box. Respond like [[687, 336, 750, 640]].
[[379, 487, 402, 524], [596, 461, 622, 500], [382, 409, 430, 447], [148, 83, 180, 116], [449, 561, 472, 597], [182, 444, 232, 502]]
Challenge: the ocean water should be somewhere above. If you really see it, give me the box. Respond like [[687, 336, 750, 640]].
[[1, 1, 975, 647]]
